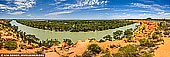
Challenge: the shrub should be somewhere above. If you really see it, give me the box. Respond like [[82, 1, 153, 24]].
[[89, 38, 96, 42], [103, 35, 112, 41], [87, 44, 101, 54], [99, 39, 105, 43], [63, 39, 73, 46], [142, 52, 153, 57], [82, 51, 96, 57], [40, 39, 60, 48], [4, 41, 18, 50], [113, 30, 123, 40], [35, 51, 43, 54], [119, 45, 138, 53], [0, 40, 3, 49], [19, 44, 27, 49], [117, 45, 139, 57], [113, 53, 123, 57], [139, 38, 155, 47], [102, 54, 112, 57]]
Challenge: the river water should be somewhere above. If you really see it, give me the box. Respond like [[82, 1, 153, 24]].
[[10, 20, 140, 42]]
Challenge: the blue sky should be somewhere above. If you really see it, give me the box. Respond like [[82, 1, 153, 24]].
[[0, 0, 170, 19]]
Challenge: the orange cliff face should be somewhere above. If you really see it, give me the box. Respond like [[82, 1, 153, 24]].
[[0, 19, 10, 24], [133, 20, 158, 41]]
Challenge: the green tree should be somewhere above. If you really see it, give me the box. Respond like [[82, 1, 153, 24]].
[[147, 17, 152, 20], [124, 29, 133, 36], [113, 53, 123, 57], [139, 38, 155, 47], [43, 39, 60, 48], [102, 54, 112, 57], [25, 35, 39, 44], [0, 40, 3, 49], [87, 44, 101, 54], [126, 34, 134, 42], [124, 29, 134, 42], [113, 30, 123, 40], [142, 52, 153, 57], [118, 45, 139, 57], [0, 32, 2, 39], [12, 25, 18, 31], [89, 38, 96, 42], [82, 51, 96, 57], [119, 45, 138, 53], [113, 30, 123, 35], [159, 22, 166, 28], [103, 35, 112, 41], [53, 39, 60, 45], [4, 41, 18, 50], [99, 39, 105, 43], [63, 39, 73, 46]]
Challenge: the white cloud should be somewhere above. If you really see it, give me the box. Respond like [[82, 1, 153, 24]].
[[8, 11, 25, 15], [112, 13, 170, 19], [14, 0, 36, 9], [164, 13, 170, 15], [114, 9, 130, 12], [15, 0, 27, 2], [40, 8, 43, 11], [95, 8, 109, 10], [157, 12, 170, 16], [123, 13, 126, 14], [45, 11, 74, 16], [131, 3, 166, 11], [63, 6, 96, 10], [1, 10, 5, 11], [113, 9, 151, 13], [46, 0, 108, 17], [27, 14, 34, 17], [131, 3, 151, 8], [139, 0, 155, 3], [135, 10, 150, 12], [0, 0, 36, 15], [54, 0, 108, 10], [104, 13, 109, 15], [113, 14, 131, 18], [0, 4, 6, 7], [55, 0, 66, 2], [157, 12, 165, 14]]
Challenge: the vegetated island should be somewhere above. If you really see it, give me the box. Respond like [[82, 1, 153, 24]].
[[16, 20, 134, 32]]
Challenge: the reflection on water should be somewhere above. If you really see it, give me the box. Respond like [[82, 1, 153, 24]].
[[10, 20, 140, 42]]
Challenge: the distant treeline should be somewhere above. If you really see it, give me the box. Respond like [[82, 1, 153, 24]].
[[126, 18, 170, 21], [16, 20, 134, 32]]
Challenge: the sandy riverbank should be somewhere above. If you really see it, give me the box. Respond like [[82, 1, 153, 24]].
[[155, 38, 170, 57]]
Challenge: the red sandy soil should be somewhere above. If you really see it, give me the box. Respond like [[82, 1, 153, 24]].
[[45, 52, 59, 57], [69, 40, 89, 56], [155, 38, 170, 57]]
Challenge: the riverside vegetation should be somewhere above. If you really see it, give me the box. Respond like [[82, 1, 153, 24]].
[[16, 20, 134, 32]]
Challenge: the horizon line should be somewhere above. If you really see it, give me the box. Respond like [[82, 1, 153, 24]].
[[0, 18, 170, 20]]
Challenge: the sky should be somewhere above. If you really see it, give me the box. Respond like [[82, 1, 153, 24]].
[[0, 0, 170, 19]]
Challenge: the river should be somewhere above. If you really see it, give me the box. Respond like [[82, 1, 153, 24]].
[[10, 20, 140, 42]]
